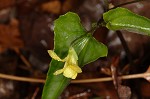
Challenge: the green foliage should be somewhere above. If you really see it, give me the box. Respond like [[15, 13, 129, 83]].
[[42, 7, 150, 99], [103, 7, 150, 35], [72, 34, 107, 66], [42, 12, 107, 99]]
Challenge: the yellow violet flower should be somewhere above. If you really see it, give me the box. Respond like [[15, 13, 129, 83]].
[[48, 47, 82, 79]]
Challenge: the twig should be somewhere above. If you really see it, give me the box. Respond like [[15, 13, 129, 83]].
[[14, 48, 32, 69], [112, 0, 148, 9], [72, 73, 150, 83], [0, 72, 150, 83], [31, 87, 40, 99], [0, 73, 45, 83]]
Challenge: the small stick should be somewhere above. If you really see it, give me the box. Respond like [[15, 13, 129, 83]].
[[112, 0, 147, 9], [31, 87, 40, 99], [71, 73, 150, 83], [0, 73, 45, 83], [0, 72, 150, 83], [14, 48, 32, 68]]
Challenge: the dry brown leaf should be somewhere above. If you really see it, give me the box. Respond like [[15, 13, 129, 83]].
[[40, 0, 79, 15], [117, 85, 131, 99], [101, 67, 111, 75], [110, 57, 131, 99], [0, 19, 24, 53], [140, 80, 150, 97], [41, 0, 61, 14], [62, 0, 73, 13], [62, 0, 78, 13], [111, 57, 119, 89], [0, 0, 15, 10]]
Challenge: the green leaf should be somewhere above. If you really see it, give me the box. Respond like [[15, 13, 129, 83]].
[[103, 7, 150, 35], [72, 34, 107, 66], [42, 12, 86, 99], [42, 12, 107, 99]]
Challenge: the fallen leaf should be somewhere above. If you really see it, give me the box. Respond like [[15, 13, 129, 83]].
[[111, 57, 119, 89], [0, 19, 24, 53], [110, 57, 131, 99], [0, 0, 15, 10], [41, 0, 61, 14], [101, 67, 111, 75], [117, 85, 131, 99], [62, 0, 80, 13], [140, 80, 150, 98]]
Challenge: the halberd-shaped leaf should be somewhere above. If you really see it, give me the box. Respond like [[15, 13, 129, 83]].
[[72, 34, 107, 66], [42, 12, 107, 99], [42, 12, 86, 99], [103, 7, 150, 35]]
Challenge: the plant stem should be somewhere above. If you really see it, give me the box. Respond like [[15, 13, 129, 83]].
[[116, 31, 133, 65]]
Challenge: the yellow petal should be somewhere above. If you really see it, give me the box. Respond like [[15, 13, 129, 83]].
[[53, 69, 64, 75], [72, 73, 77, 79], [69, 47, 78, 60], [69, 65, 82, 73], [63, 66, 77, 79], [51, 47, 82, 79], [48, 50, 65, 62], [67, 47, 78, 65]]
